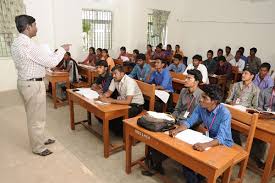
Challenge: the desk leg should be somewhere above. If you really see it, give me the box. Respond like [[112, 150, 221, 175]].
[[261, 139, 275, 183], [65, 80, 70, 100], [123, 112, 129, 144], [222, 166, 233, 183], [125, 126, 132, 174], [87, 111, 91, 125], [69, 96, 75, 130], [52, 81, 57, 109], [103, 117, 110, 158]]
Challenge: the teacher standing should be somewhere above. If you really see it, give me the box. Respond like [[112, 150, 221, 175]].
[[11, 14, 70, 156]]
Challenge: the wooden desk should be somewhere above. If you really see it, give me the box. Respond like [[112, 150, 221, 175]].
[[67, 89, 130, 158], [172, 78, 185, 93], [46, 71, 70, 108], [124, 116, 239, 183], [78, 64, 98, 85], [253, 119, 275, 183]]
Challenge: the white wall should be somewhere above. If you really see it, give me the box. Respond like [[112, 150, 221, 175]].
[[1, 0, 275, 91]]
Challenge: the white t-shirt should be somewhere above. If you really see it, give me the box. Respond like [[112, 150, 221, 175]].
[[184, 64, 209, 84], [229, 58, 245, 72]]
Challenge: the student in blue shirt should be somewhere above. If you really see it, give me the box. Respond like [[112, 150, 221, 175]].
[[128, 53, 151, 82], [170, 84, 233, 183], [147, 59, 174, 112], [167, 54, 186, 73]]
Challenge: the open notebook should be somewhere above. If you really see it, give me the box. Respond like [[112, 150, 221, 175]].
[[175, 129, 213, 150]]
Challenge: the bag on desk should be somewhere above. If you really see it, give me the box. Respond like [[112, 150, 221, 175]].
[[137, 113, 175, 132]]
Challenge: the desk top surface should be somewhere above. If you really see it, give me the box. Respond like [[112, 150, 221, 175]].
[[257, 118, 275, 135], [46, 70, 69, 77], [67, 89, 130, 113], [124, 116, 239, 170]]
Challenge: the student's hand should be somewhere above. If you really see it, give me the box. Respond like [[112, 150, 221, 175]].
[[169, 125, 186, 138], [193, 143, 209, 152], [99, 96, 112, 103], [61, 44, 72, 52]]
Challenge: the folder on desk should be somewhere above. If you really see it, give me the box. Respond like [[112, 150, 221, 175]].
[[75, 88, 99, 100]]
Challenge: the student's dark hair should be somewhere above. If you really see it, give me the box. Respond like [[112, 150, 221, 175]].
[[187, 69, 203, 83], [260, 62, 271, 71], [167, 44, 172, 49], [89, 47, 95, 53], [147, 44, 152, 48], [111, 65, 125, 73], [120, 46, 126, 51], [133, 49, 139, 54], [218, 48, 223, 53], [226, 46, 231, 51], [218, 56, 226, 62], [207, 50, 214, 55], [65, 52, 71, 57], [236, 50, 242, 55], [15, 15, 36, 33], [243, 67, 257, 76], [156, 45, 162, 49], [173, 54, 182, 61], [175, 44, 180, 48], [202, 84, 223, 103], [97, 48, 102, 52], [192, 54, 202, 61], [136, 53, 146, 61], [250, 47, 257, 53], [158, 43, 163, 48], [96, 60, 108, 68], [239, 47, 245, 51], [102, 48, 108, 53], [156, 59, 167, 66]]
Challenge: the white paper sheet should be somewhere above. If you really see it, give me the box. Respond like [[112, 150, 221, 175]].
[[155, 90, 170, 103], [147, 111, 175, 121], [175, 129, 213, 150], [75, 88, 99, 100], [120, 56, 130, 62], [78, 64, 96, 70]]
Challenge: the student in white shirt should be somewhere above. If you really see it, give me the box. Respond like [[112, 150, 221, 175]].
[[229, 50, 246, 72], [184, 54, 209, 84]]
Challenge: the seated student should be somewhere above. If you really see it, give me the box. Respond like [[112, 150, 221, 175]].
[[226, 67, 260, 108], [203, 50, 217, 75], [229, 50, 246, 72], [253, 62, 274, 90], [142, 69, 204, 177], [184, 54, 209, 84], [167, 54, 186, 73], [79, 47, 96, 66], [99, 65, 144, 135], [146, 44, 154, 61], [117, 46, 129, 61], [128, 53, 151, 82], [56, 52, 79, 99], [170, 84, 233, 183], [91, 60, 113, 94], [96, 48, 103, 60], [239, 47, 248, 63], [152, 45, 165, 60], [164, 44, 174, 61], [215, 56, 232, 80], [251, 84, 275, 168], [225, 46, 234, 62], [172, 69, 204, 121], [147, 59, 174, 112], [213, 48, 223, 62], [102, 49, 115, 71], [124, 49, 139, 69], [247, 47, 261, 72], [174, 44, 184, 57]]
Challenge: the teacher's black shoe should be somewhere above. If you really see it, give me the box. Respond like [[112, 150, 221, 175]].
[[34, 149, 53, 156], [44, 139, 55, 145]]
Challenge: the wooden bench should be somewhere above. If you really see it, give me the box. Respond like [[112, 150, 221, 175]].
[[225, 105, 259, 183], [135, 80, 155, 114]]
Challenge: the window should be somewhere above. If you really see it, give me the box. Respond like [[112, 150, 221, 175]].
[[82, 9, 112, 50], [0, 0, 25, 57], [147, 9, 170, 47]]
